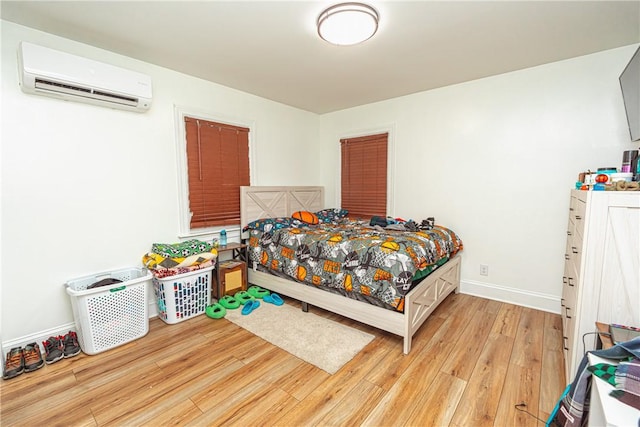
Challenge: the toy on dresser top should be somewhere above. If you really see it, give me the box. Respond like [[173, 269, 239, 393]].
[[576, 149, 640, 191], [576, 169, 639, 191]]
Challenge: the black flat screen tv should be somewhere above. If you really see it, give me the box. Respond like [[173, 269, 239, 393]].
[[619, 45, 640, 142]]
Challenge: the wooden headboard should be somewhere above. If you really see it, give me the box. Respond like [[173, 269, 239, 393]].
[[240, 186, 324, 226]]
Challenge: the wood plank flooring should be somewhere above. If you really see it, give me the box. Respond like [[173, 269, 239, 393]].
[[0, 293, 565, 426]]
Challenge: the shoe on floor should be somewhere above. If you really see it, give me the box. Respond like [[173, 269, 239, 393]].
[[241, 299, 260, 315], [235, 290, 255, 305], [42, 336, 64, 364], [3, 347, 24, 380], [23, 343, 44, 373], [263, 293, 284, 306], [205, 303, 226, 319], [247, 285, 270, 299], [62, 331, 81, 358], [219, 295, 241, 309]]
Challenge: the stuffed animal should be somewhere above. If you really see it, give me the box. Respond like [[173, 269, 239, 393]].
[[604, 181, 640, 191]]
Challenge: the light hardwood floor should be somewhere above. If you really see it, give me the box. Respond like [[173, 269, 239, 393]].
[[0, 293, 565, 426]]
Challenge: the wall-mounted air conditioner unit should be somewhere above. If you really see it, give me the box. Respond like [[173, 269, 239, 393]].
[[18, 42, 152, 112]]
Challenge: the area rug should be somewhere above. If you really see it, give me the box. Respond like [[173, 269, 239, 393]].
[[225, 301, 375, 374]]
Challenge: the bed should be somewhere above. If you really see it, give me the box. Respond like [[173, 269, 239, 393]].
[[240, 186, 462, 354]]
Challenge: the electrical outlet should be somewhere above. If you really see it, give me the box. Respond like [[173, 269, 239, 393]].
[[480, 264, 489, 276]]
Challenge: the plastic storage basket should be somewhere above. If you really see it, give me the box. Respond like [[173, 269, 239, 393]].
[[152, 266, 213, 324], [65, 267, 152, 355]]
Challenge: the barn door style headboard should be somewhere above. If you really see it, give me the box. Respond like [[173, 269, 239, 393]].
[[240, 186, 324, 227]]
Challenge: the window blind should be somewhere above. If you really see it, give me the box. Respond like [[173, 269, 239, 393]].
[[341, 133, 388, 219], [185, 117, 250, 228]]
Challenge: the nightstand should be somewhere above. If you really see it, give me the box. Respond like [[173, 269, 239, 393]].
[[213, 242, 248, 299]]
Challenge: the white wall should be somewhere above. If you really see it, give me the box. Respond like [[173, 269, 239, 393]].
[[319, 44, 640, 311], [2, 18, 638, 346], [0, 21, 319, 343]]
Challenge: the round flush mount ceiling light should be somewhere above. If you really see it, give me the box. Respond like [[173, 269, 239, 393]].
[[317, 3, 379, 46]]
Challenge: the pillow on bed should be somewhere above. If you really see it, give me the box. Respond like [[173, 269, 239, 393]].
[[315, 208, 349, 223], [291, 211, 319, 225], [243, 217, 293, 232]]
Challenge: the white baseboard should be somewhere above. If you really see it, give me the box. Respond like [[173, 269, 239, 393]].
[[2, 303, 161, 358], [460, 279, 561, 314], [1, 322, 76, 357], [1, 281, 559, 357]]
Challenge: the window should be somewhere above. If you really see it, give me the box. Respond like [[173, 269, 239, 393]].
[[184, 116, 250, 229], [340, 132, 388, 219]]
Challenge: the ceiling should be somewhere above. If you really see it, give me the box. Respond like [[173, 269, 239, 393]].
[[2, 1, 639, 114]]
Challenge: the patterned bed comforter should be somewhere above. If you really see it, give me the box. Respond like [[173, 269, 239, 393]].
[[247, 220, 463, 311]]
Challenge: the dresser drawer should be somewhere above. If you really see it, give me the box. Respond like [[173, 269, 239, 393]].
[[563, 278, 577, 312], [566, 216, 575, 241], [562, 310, 575, 354], [570, 232, 583, 273], [562, 261, 577, 296], [564, 236, 582, 275], [571, 196, 587, 237], [562, 313, 576, 383], [572, 189, 587, 203]]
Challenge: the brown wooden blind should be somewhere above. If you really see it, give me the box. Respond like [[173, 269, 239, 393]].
[[341, 133, 388, 219], [185, 117, 250, 228]]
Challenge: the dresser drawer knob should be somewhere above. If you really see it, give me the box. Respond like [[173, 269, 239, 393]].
[[568, 277, 575, 287], [572, 246, 579, 254], [565, 307, 572, 319], [562, 276, 567, 284]]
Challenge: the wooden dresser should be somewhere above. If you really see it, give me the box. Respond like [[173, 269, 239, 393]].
[[561, 189, 640, 383]]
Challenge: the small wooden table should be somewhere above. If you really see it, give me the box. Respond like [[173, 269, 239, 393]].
[[213, 242, 248, 299]]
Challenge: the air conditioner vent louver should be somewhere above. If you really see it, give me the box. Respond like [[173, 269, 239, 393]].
[[93, 90, 137, 103], [19, 42, 152, 112], [35, 78, 91, 94], [34, 78, 139, 107]]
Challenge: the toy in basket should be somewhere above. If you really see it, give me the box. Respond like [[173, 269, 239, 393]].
[[65, 267, 152, 355], [152, 267, 214, 324]]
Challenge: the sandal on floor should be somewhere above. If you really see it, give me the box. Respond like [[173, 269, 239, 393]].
[[205, 303, 226, 319], [219, 295, 241, 309], [263, 293, 284, 306], [235, 290, 255, 305], [241, 299, 260, 315], [247, 285, 270, 299]]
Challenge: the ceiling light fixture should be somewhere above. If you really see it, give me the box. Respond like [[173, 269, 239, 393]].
[[317, 3, 379, 46]]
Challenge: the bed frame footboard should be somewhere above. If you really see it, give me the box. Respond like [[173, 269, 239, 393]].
[[402, 255, 461, 353], [247, 254, 461, 354]]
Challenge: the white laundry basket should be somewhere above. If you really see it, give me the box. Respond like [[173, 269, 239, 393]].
[[152, 266, 213, 324], [65, 267, 152, 355]]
